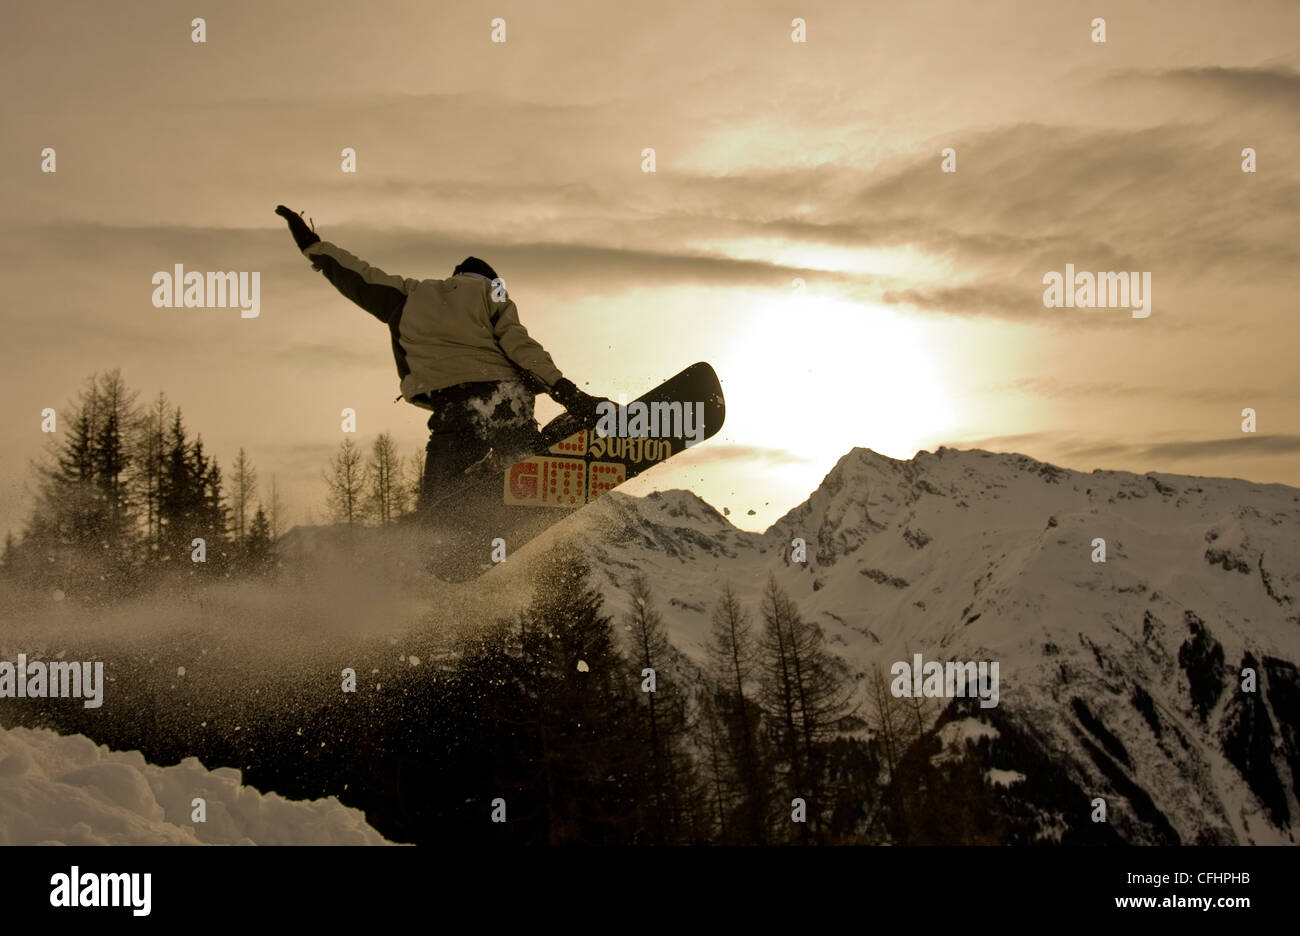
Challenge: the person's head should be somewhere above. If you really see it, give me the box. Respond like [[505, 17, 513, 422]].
[[453, 256, 498, 280]]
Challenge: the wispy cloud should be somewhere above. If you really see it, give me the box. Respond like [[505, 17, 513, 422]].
[[1066, 434, 1300, 461], [667, 444, 812, 468]]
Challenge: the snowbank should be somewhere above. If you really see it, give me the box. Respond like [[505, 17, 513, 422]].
[[0, 725, 391, 845]]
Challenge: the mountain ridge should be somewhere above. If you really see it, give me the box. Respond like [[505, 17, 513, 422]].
[[501, 444, 1300, 844]]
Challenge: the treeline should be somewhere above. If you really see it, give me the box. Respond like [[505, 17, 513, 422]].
[[0, 370, 289, 602], [287, 545, 1006, 846], [321, 435, 424, 526], [0, 370, 432, 602]]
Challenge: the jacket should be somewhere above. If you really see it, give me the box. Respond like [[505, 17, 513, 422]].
[[302, 240, 565, 407]]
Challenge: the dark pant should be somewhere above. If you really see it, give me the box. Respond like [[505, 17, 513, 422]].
[[418, 380, 541, 512]]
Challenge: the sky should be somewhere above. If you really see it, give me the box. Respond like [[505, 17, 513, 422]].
[[0, 0, 1297, 538]]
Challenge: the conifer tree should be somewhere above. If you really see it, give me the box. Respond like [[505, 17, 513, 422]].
[[624, 573, 694, 843], [324, 438, 365, 525], [365, 432, 403, 524], [757, 576, 854, 841], [22, 371, 140, 596], [706, 582, 769, 843], [449, 543, 642, 844], [403, 451, 425, 516], [135, 391, 170, 559], [241, 505, 274, 575], [231, 448, 258, 542], [265, 476, 287, 540]]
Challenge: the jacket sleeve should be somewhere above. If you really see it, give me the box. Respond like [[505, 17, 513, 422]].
[[303, 241, 419, 324], [490, 292, 564, 389]]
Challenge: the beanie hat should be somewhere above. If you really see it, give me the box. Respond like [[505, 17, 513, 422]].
[[453, 256, 499, 280]]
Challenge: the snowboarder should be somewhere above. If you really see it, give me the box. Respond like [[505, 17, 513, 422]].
[[274, 205, 608, 511]]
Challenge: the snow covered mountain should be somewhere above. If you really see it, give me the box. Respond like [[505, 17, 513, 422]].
[[504, 446, 1300, 845]]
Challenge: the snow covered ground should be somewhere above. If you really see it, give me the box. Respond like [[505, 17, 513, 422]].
[[0, 725, 391, 845]]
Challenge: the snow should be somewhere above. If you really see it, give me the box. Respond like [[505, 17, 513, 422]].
[[987, 768, 1026, 787], [7, 443, 1292, 845], [932, 718, 1000, 766], [490, 445, 1300, 844], [0, 725, 391, 845], [937, 718, 999, 747]]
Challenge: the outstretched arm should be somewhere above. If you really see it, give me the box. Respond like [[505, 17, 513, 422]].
[[275, 205, 416, 324]]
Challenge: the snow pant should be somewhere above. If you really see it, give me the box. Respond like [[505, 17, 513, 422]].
[[417, 379, 541, 512]]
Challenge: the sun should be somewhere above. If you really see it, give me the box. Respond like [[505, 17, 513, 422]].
[[719, 291, 957, 470]]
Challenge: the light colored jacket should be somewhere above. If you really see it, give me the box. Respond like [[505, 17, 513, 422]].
[[303, 240, 564, 407]]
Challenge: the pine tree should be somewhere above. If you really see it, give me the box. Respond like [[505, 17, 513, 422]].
[[758, 577, 807, 839], [135, 392, 171, 560], [158, 409, 193, 563], [324, 438, 365, 525], [22, 371, 141, 597], [705, 582, 769, 843], [698, 689, 734, 842], [757, 576, 854, 842], [265, 476, 287, 540], [196, 444, 230, 570], [403, 451, 425, 515], [457, 542, 642, 844], [91, 373, 134, 551], [365, 432, 403, 524], [624, 573, 693, 843], [242, 506, 274, 575], [156, 414, 227, 571], [866, 662, 924, 840], [231, 448, 257, 542]]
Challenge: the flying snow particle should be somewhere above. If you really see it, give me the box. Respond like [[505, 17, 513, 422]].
[[409, 656, 421, 666], [577, 660, 590, 673], [52, 589, 65, 602], [177, 666, 186, 677]]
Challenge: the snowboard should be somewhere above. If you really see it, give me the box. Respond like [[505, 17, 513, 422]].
[[425, 362, 725, 580]]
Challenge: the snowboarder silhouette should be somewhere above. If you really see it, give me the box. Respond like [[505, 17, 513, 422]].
[[274, 205, 607, 512]]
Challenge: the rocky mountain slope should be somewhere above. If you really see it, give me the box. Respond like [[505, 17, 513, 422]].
[[504, 446, 1300, 844]]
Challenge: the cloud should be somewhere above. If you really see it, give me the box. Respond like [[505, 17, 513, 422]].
[[666, 443, 811, 467], [275, 343, 374, 368], [939, 432, 1062, 452], [1067, 434, 1300, 462], [881, 282, 1046, 321], [995, 377, 1298, 404], [1104, 65, 1300, 113]]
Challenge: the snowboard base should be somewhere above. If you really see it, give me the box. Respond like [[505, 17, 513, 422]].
[[423, 362, 724, 581]]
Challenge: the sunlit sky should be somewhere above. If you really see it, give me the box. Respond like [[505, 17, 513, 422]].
[[1, 0, 1297, 538]]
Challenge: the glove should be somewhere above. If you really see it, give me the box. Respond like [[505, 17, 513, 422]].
[[275, 205, 321, 251], [550, 378, 609, 422]]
